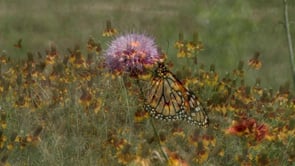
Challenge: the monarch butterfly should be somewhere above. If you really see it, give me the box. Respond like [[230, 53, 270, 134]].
[[144, 63, 209, 127]]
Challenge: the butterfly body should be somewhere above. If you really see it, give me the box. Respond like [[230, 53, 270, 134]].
[[144, 63, 209, 127]]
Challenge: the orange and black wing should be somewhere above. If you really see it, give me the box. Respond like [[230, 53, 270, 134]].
[[183, 91, 209, 127], [144, 64, 187, 121]]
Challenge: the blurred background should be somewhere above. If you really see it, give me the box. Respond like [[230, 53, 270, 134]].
[[0, 0, 294, 89]]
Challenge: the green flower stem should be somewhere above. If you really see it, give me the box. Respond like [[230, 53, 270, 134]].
[[150, 118, 169, 162], [283, 0, 295, 89]]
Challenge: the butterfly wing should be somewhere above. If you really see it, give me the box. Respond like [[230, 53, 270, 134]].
[[184, 91, 209, 127], [144, 65, 186, 121]]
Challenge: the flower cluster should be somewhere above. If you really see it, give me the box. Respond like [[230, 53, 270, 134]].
[[226, 117, 269, 142], [248, 52, 262, 70], [174, 32, 204, 59], [102, 20, 118, 37]]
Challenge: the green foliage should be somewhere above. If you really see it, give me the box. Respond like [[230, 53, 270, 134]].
[[0, 29, 294, 165], [0, 0, 295, 165]]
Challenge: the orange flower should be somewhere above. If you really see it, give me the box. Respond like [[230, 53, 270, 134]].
[[71, 51, 87, 69], [131, 156, 151, 166], [92, 98, 103, 114], [186, 41, 197, 52], [188, 131, 201, 147], [116, 143, 135, 165], [226, 120, 250, 136], [102, 20, 118, 37], [194, 149, 209, 164], [255, 124, 268, 141], [15, 96, 30, 108], [114, 138, 128, 150], [7, 143, 14, 151], [248, 52, 262, 70], [0, 53, 8, 64], [226, 117, 269, 142], [172, 127, 185, 138], [174, 32, 185, 49], [14, 38, 22, 48], [275, 83, 290, 104], [45, 45, 58, 64], [0, 134, 7, 149], [134, 110, 148, 123], [233, 61, 245, 77], [252, 79, 263, 96], [164, 148, 188, 166], [177, 47, 187, 58], [218, 149, 225, 157], [276, 126, 295, 144], [202, 135, 216, 149], [79, 88, 92, 107], [87, 38, 97, 52]]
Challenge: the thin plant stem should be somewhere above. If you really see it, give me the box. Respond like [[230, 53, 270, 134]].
[[135, 79, 169, 163], [135, 79, 145, 101], [283, 0, 295, 89], [119, 76, 131, 117], [150, 118, 169, 162], [119, 76, 132, 141]]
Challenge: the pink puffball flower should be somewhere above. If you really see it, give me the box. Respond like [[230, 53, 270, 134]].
[[105, 33, 161, 77]]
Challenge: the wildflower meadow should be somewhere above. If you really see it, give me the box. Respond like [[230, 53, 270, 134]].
[[0, 0, 295, 165]]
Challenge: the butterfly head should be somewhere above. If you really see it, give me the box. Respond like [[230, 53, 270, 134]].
[[155, 63, 169, 78]]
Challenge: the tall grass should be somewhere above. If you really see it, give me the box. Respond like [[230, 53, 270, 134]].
[[0, 1, 294, 165]]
